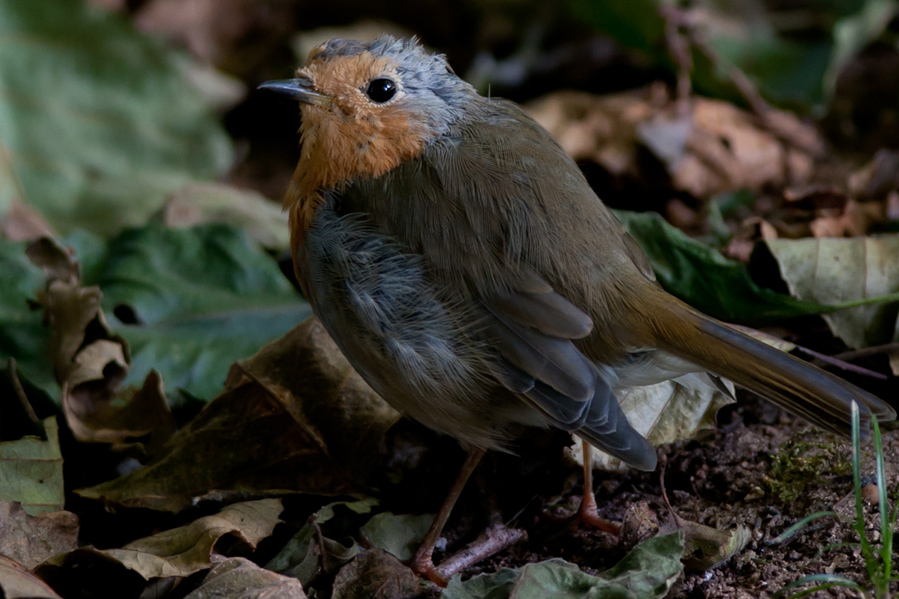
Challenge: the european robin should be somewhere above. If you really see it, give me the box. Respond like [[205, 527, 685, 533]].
[[260, 36, 895, 584]]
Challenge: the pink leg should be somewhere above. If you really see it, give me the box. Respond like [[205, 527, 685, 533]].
[[412, 448, 486, 586]]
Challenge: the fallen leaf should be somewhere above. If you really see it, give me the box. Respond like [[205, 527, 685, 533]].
[[160, 183, 289, 250], [0, 0, 234, 237], [0, 501, 79, 569], [0, 555, 62, 599], [615, 210, 826, 323], [26, 238, 176, 448], [93, 224, 312, 403], [575, 378, 734, 471], [527, 90, 820, 200], [766, 236, 899, 349], [662, 515, 751, 572], [0, 417, 64, 515], [443, 531, 685, 599], [0, 200, 55, 242], [37, 499, 283, 583], [184, 557, 307, 599], [359, 512, 435, 562], [331, 549, 422, 599], [77, 320, 398, 512], [266, 500, 371, 588]]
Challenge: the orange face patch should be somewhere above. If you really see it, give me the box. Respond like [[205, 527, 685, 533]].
[[284, 51, 434, 233]]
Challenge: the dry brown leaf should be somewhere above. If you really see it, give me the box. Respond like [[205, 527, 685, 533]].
[[809, 199, 886, 238], [161, 183, 289, 250], [77, 319, 399, 512], [848, 149, 899, 201], [526, 89, 821, 200], [185, 557, 307, 599], [25, 238, 175, 448], [0, 501, 78, 570], [37, 499, 283, 583], [0, 200, 56, 242], [0, 555, 62, 599], [331, 550, 421, 599]]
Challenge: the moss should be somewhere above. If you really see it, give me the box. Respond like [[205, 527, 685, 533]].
[[766, 436, 852, 504]]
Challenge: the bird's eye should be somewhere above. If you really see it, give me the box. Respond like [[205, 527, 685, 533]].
[[366, 78, 397, 103]]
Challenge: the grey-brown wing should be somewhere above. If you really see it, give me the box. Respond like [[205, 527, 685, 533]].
[[481, 271, 657, 471]]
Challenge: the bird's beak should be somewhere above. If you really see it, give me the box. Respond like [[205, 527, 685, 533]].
[[258, 76, 332, 106]]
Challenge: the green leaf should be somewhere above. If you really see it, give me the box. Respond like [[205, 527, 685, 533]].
[[360, 512, 435, 562], [0, 239, 53, 394], [0, 417, 64, 516], [614, 210, 825, 324], [826, 0, 899, 96], [0, 224, 309, 404], [89, 224, 310, 401], [0, 0, 235, 236], [444, 531, 684, 599], [707, 35, 832, 109], [569, 0, 666, 56]]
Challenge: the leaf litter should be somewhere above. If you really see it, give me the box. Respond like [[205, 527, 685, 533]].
[[3, 2, 899, 598]]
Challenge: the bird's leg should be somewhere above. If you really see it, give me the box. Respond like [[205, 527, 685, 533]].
[[412, 448, 486, 586], [577, 441, 621, 535]]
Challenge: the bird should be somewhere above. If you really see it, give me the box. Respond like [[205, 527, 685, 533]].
[[259, 36, 896, 585]]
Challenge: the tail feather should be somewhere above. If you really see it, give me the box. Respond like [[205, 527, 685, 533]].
[[648, 300, 895, 437]]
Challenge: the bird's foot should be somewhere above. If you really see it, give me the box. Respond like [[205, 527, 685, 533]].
[[411, 553, 449, 587], [411, 525, 527, 587], [541, 495, 621, 536]]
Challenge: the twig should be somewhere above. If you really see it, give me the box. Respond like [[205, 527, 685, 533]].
[[659, 4, 694, 116], [436, 525, 527, 580], [831, 342, 899, 363]]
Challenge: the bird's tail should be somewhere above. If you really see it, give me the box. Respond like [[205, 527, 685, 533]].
[[643, 294, 895, 436]]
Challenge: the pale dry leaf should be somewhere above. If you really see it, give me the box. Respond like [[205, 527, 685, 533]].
[[161, 183, 289, 250], [0, 417, 64, 516], [0, 501, 78, 569], [0, 555, 62, 599], [572, 378, 734, 471], [767, 236, 899, 349], [38, 499, 283, 581], [184, 557, 307, 599]]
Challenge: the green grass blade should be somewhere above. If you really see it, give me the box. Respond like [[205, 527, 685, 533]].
[[772, 512, 838, 544], [872, 415, 891, 591], [774, 573, 869, 598]]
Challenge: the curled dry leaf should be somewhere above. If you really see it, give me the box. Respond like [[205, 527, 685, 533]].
[[0, 555, 62, 599], [0, 200, 55, 242], [36, 499, 283, 584], [25, 238, 175, 448], [574, 377, 734, 471], [526, 89, 820, 199], [77, 319, 399, 512], [184, 557, 306, 599], [0, 500, 78, 569]]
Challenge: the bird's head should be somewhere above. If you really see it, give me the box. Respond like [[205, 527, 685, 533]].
[[261, 36, 475, 204]]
